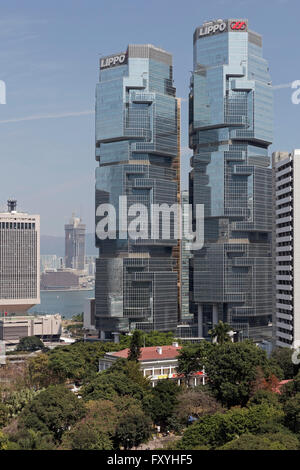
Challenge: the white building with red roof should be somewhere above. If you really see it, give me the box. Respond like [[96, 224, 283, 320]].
[[98, 342, 205, 387]]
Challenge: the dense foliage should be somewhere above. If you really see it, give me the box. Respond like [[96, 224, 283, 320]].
[[1, 328, 300, 450]]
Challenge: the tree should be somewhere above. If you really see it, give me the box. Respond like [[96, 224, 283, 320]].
[[19, 384, 85, 442], [247, 389, 281, 409], [283, 392, 300, 434], [280, 371, 300, 402], [62, 423, 112, 450], [250, 366, 281, 395], [174, 387, 223, 428], [143, 380, 181, 430], [28, 353, 62, 389], [4, 388, 38, 419], [0, 403, 9, 428], [119, 331, 178, 348], [177, 403, 284, 450], [219, 432, 299, 450], [208, 321, 232, 345], [46, 340, 124, 383], [81, 359, 149, 402], [115, 409, 152, 449], [128, 330, 143, 362], [17, 336, 44, 352], [177, 341, 211, 384], [270, 347, 299, 380], [8, 428, 55, 450], [0, 431, 9, 450], [205, 340, 273, 407]]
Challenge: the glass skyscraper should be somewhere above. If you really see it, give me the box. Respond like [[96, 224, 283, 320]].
[[189, 19, 273, 341], [95, 44, 180, 340]]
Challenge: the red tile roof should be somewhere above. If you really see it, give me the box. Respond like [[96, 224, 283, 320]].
[[109, 345, 182, 361]]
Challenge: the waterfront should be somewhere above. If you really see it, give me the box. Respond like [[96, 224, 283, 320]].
[[29, 289, 94, 319]]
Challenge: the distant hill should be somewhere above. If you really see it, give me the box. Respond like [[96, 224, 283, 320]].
[[41, 233, 98, 256]]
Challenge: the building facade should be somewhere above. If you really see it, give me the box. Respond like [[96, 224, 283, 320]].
[[0, 200, 40, 314], [189, 19, 273, 341], [95, 45, 180, 339], [0, 314, 61, 344], [65, 214, 86, 271], [273, 150, 300, 349], [180, 190, 193, 323]]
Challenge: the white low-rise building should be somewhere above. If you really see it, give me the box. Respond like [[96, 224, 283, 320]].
[[98, 342, 205, 387]]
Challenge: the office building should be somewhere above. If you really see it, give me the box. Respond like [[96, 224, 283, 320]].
[[95, 44, 180, 339], [0, 200, 40, 314], [273, 150, 300, 349], [189, 19, 273, 341], [0, 314, 61, 344], [65, 214, 86, 270], [180, 190, 193, 323]]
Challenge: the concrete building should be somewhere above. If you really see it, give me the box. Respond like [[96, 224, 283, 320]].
[[65, 214, 86, 271], [0, 314, 61, 344], [273, 150, 300, 348], [40, 269, 80, 290], [0, 200, 40, 315], [189, 19, 273, 342], [98, 343, 205, 387]]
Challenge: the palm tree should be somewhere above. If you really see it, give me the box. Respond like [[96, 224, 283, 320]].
[[208, 321, 233, 345]]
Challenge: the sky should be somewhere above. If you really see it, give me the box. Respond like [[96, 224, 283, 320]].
[[0, 0, 299, 235]]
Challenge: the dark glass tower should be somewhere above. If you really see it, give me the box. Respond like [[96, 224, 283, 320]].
[[95, 44, 180, 339], [189, 19, 273, 342]]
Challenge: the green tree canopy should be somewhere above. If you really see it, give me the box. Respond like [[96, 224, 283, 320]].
[[283, 392, 300, 434], [114, 408, 152, 449], [143, 379, 181, 430], [17, 336, 44, 352], [19, 384, 85, 442], [0, 403, 9, 428], [205, 340, 274, 407], [128, 331, 143, 362], [270, 347, 299, 380], [177, 403, 284, 450], [208, 321, 232, 345], [81, 359, 150, 402], [177, 341, 212, 382], [219, 432, 299, 450]]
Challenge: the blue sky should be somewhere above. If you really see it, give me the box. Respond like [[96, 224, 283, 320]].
[[0, 0, 299, 235]]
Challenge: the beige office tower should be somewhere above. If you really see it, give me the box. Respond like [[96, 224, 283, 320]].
[[0, 200, 40, 314], [273, 150, 300, 348]]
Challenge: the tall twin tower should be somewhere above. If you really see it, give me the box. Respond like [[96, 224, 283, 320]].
[[95, 19, 273, 343]]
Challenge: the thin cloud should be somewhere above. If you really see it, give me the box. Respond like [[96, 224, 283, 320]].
[[0, 110, 95, 124], [273, 82, 294, 90]]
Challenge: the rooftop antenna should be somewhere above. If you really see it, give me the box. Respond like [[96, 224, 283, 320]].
[[7, 199, 17, 213]]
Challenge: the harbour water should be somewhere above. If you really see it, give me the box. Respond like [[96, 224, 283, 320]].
[[29, 289, 95, 319]]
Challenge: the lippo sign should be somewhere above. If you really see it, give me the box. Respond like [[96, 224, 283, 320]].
[[196, 19, 248, 39], [100, 52, 127, 69]]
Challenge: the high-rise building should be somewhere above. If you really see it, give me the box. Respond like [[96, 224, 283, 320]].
[[273, 150, 300, 349], [189, 19, 273, 341], [0, 200, 40, 314], [180, 190, 193, 323], [65, 214, 86, 270], [95, 44, 180, 339]]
